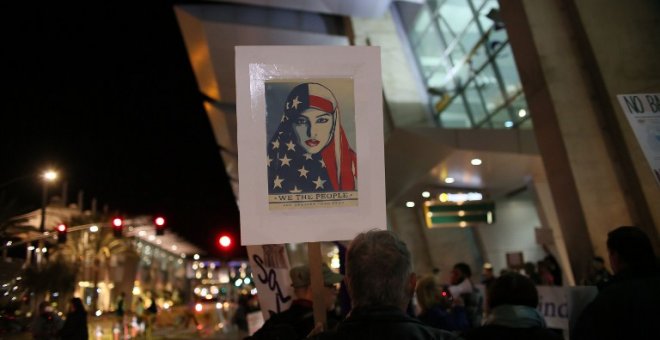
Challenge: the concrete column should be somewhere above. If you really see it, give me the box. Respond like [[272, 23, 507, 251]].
[[501, 0, 660, 282]]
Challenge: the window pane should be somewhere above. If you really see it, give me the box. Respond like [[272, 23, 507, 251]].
[[414, 25, 446, 77], [440, 0, 473, 36], [410, 7, 432, 46], [495, 44, 523, 99], [458, 22, 481, 55], [476, 64, 504, 113], [439, 97, 472, 128], [464, 82, 488, 124], [490, 107, 513, 129]]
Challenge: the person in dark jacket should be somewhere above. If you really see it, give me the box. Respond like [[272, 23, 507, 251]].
[[59, 297, 88, 340], [573, 226, 660, 340], [310, 230, 457, 340], [462, 273, 562, 340], [249, 263, 344, 339]]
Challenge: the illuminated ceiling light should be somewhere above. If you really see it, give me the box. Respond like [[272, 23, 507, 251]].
[[459, 221, 467, 228], [148, 235, 156, 241], [193, 254, 200, 260], [405, 201, 415, 208], [439, 193, 449, 202], [156, 240, 162, 245], [504, 121, 514, 128], [487, 211, 494, 224], [138, 230, 146, 237], [444, 177, 455, 184], [518, 109, 527, 117], [421, 191, 431, 198], [171, 245, 178, 251], [6, 241, 12, 246], [89, 225, 99, 233], [458, 210, 465, 217], [471, 158, 482, 166]]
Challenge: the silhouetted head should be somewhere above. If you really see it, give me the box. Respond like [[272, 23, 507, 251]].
[[450, 262, 472, 284], [70, 297, 86, 314], [416, 275, 452, 312], [346, 230, 415, 310], [607, 226, 657, 274], [488, 273, 538, 309]]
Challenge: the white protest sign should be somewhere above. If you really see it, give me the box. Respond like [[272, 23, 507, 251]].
[[246, 244, 293, 321], [236, 46, 386, 245], [617, 93, 660, 186]]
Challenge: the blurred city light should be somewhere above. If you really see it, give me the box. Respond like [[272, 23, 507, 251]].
[[42, 170, 58, 181]]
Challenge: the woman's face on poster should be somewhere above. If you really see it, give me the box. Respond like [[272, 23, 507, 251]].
[[293, 108, 334, 154]]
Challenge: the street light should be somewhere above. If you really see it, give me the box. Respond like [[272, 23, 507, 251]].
[[39, 169, 58, 234], [37, 169, 58, 266]]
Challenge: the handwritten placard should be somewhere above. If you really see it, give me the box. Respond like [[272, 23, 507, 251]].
[[246, 245, 293, 320]]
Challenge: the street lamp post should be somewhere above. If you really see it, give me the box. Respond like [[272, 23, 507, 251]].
[[36, 170, 57, 266]]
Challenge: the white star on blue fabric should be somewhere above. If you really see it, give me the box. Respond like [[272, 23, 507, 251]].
[[313, 176, 326, 189], [292, 96, 302, 109], [271, 139, 280, 150], [286, 140, 296, 151], [273, 176, 284, 189], [298, 166, 309, 178], [280, 154, 291, 167]]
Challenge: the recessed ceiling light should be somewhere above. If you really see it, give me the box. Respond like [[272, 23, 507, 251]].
[[421, 191, 430, 198], [445, 177, 455, 184], [471, 158, 482, 166], [405, 201, 415, 208], [504, 121, 514, 128], [518, 109, 527, 117]]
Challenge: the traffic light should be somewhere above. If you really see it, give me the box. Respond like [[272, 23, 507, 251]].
[[154, 216, 166, 236], [56, 223, 67, 243], [218, 234, 232, 250], [112, 217, 123, 238]]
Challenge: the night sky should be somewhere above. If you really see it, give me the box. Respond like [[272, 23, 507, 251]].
[[1, 2, 242, 258]]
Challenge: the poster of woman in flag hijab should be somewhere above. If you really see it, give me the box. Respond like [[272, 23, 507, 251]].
[[266, 79, 357, 210], [236, 46, 385, 245]]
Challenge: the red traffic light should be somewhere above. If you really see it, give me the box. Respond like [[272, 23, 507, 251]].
[[56, 224, 67, 243], [154, 216, 166, 236], [112, 218, 123, 227], [218, 235, 232, 248]]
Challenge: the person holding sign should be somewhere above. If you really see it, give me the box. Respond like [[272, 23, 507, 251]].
[[311, 230, 458, 340], [249, 263, 343, 340], [267, 82, 357, 196]]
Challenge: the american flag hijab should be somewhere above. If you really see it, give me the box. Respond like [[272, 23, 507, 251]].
[[267, 83, 357, 195]]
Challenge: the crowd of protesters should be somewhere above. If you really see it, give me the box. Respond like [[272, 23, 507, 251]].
[[248, 226, 659, 340]]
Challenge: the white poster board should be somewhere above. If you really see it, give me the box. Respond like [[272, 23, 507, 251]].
[[617, 93, 660, 186], [246, 245, 293, 321], [236, 46, 386, 245]]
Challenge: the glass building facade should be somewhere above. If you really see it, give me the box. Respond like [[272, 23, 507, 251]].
[[396, 0, 531, 129]]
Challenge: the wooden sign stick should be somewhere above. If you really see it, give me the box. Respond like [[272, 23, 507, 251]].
[[308, 241, 327, 330]]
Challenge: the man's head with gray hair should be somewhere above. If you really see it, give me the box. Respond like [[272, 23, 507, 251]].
[[345, 229, 416, 310]]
